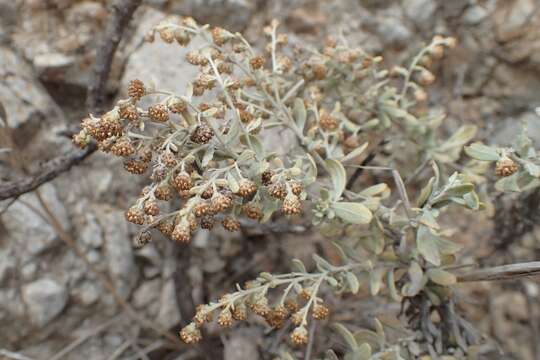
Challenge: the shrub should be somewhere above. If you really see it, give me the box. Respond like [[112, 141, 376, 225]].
[[75, 16, 540, 359]]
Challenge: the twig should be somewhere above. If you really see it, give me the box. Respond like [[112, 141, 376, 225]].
[[0, 349, 35, 360], [456, 261, 540, 282], [0, 0, 142, 201], [304, 321, 317, 360], [49, 315, 121, 360]]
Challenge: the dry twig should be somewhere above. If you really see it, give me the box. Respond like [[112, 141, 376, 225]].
[[0, 0, 142, 201]]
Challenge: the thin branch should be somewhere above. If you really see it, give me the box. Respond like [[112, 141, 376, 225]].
[[456, 261, 540, 282], [0, 0, 142, 201]]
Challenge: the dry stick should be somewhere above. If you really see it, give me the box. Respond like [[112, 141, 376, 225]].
[[49, 315, 122, 360], [0, 349, 35, 360], [456, 261, 540, 282], [32, 191, 182, 346], [0, 0, 141, 201]]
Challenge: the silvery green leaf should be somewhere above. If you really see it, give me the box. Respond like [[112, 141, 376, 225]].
[[435, 236, 462, 255], [304, 153, 318, 185], [341, 142, 369, 163], [332, 323, 358, 350], [359, 183, 389, 197], [326, 276, 339, 287], [201, 146, 215, 167], [201, 107, 218, 117], [495, 173, 520, 192], [313, 254, 334, 271], [463, 191, 480, 210], [360, 221, 384, 254], [247, 117, 262, 132], [417, 225, 441, 266], [464, 143, 500, 161], [427, 268, 456, 286], [353, 343, 372, 360], [293, 98, 306, 133], [346, 272, 360, 294], [223, 117, 240, 143], [387, 269, 402, 302], [332, 202, 373, 224], [360, 118, 380, 129], [325, 159, 346, 199], [402, 261, 425, 297], [291, 259, 306, 273], [370, 267, 386, 296], [325, 350, 340, 360], [416, 177, 435, 207], [226, 172, 239, 193], [445, 183, 474, 197], [525, 162, 540, 177], [280, 352, 297, 360], [244, 135, 264, 159], [444, 125, 477, 148], [237, 149, 256, 162], [514, 129, 533, 158]]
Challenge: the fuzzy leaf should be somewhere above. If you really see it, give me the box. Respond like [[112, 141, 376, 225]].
[[346, 272, 360, 294], [293, 98, 307, 133], [370, 268, 386, 296], [417, 225, 441, 266], [464, 142, 500, 161], [291, 259, 306, 273], [326, 159, 347, 199], [427, 268, 457, 286], [332, 202, 373, 224], [226, 172, 239, 193], [416, 177, 435, 207], [341, 142, 369, 163], [332, 323, 358, 350], [495, 173, 520, 192]]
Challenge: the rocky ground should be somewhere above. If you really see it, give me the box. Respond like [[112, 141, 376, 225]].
[[0, 0, 539, 359]]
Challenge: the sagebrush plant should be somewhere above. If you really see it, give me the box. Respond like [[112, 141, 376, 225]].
[[75, 16, 540, 359]]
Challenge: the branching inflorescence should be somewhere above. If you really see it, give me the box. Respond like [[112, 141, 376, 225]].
[[74, 14, 540, 358]]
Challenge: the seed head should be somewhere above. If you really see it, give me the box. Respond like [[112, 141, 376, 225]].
[[289, 181, 303, 195], [186, 51, 208, 66], [193, 305, 212, 326], [143, 200, 160, 216], [119, 105, 139, 122], [127, 79, 145, 101], [200, 215, 215, 230], [168, 98, 187, 113], [111, 139, 135, 157], [243, 203, 263, 221], [269, 182, 287, 200], [222, 217, 241, 232], [211, 193, 233, 213], [232, 303, 247, 321], [249, 56, 265, 70], [312, 63, 327, 80], [190, 124, 214, 144], [155, 184, 173, 200], [211, 27, 231, 46], [285, 298, 299, 313], [148, 104, 169, 122], [250, 297, 270, 317], [290, 326, 308, 346], [172, 172, 193, 191], [201, 186, 214, 199], [193, 202, 210, 217], [418, 69, 435, 86], [261, 169, 274, 185], [495, 157, 519, 177], [319, 110, 338, 131], [134, 231, 152, 248], [125, 206, 145, 225], [217, 308, 234, 327], [312, 304, 330, 320], [172, 221, 191, 243], [124, 159, 148, 175], [156, 219, 174, 237], [282, 194, 302, 215], [237, 179, 257, 198], [180, 323, 202, 344]]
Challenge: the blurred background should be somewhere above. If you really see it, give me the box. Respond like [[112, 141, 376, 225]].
[[0, 0, 539, 359]]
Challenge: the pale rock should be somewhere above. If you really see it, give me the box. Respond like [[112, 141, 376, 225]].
[[0, 248, 16, 285], [495, 0, 535, 42], [375, 15, 412, 48], [0, 46, 66, 131], [403, 0, 437, 26], [2, 183, 69, 256], [80, 213, 103, 248], [133, 278, 161, 308], [73, 281, 100, 306], [120, 7, 200, 98], [22, 278, 68, 327], [224, 331, 260, 360], [463, 5, 489, 25], [169, 0, 255, 31], [96, 206, 137, 299], [156, 279, 181, 328]]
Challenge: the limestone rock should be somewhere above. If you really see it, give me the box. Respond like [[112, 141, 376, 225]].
[[22, 278, 68, 327]]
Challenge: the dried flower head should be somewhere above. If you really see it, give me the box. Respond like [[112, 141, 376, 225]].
[[125, 206, 145, 225], [127, 79, 145, 101], [191, 124, 214, 144], [495, 157, 519, 177], [180, 323, 202, 344], [222, 217, 241, 232], [282, 194, 302, 215], [290, 326, 308, 346]]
